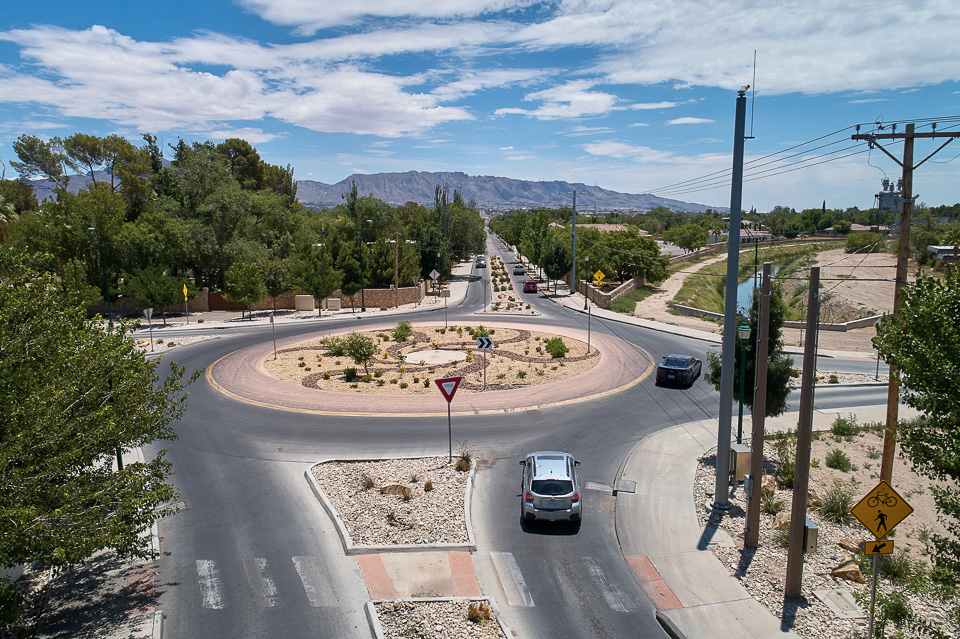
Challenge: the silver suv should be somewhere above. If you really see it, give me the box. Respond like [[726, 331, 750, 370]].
[[520, 451, 582, 523]]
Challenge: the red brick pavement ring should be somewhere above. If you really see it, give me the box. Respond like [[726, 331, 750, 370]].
[[206, 321, 654, 417]]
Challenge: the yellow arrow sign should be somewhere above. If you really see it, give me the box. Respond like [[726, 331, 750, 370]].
[[864, 540, 894, 555], [852, 480, 913, 540], [183, 284, 189, 301]]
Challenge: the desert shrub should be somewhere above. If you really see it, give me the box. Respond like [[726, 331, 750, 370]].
[[455, 440, 472, 472], [399, 382, 408, 389], [374, 370, 383, 378], [877, 551, 913, 582], [828, 374, 839, 384], [376, 379, 385, 386], [344, 367, 358, 382], [424, 480, 434, 492], [825, 448, 852, 472], [390, 378, 398, 384], [773, 527, 791, 547], [298, 361, 306, 368], [517, 370, 527, 379], [545, 337, 568, 358], [466, 601, 493, 623], [361, 374, 373, 383], [762, 493, 786, 515], [323, 372, 331, 380], [322, 335, 347, 356], [392, 320, 412, 342], [831, 415, 857, 438], [867, 445, 881, 459], [816, 482, 854, 524], [845, 231, 884, 254], [423, 380, 430, 388], [772, 432, 797, 488], [360, 474, 374, 490]]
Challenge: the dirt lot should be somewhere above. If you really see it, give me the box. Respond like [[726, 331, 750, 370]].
[[633, 246, 902, 353]]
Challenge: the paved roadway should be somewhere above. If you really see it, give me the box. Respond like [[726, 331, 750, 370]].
[[149, 236, 890, 638]]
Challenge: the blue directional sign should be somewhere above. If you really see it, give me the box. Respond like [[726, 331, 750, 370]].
[[476, 336, 493, 350]]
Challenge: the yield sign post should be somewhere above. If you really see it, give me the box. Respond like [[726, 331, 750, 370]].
[[435, 376, 462, 463]]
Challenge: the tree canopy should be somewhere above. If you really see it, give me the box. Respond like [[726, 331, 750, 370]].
[[0, 249, 195, 575], [874, 267, 960, 581]]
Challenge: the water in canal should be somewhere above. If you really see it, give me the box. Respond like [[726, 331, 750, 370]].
[[735, 264, 782, 311]]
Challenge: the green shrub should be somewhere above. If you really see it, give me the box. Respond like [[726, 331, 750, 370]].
[[392, 320, 413, 342], [344, 367, 358, 382], [545, 337, 568, 358], [773, 527, 790, 547], [423, 380, 430, 388], [816, 482, 854, 524], [322, 335, 347, 356], [845, 231, 884, 254], [761, 493, 786, 515], [361, 374, 373, 383], [877, 551, 913, 582], [374, 370, 383, 378], [831, 415, 857, 437], [517, 370, 527, 379], [825, 448, 853, 472], [399, 382, 408, 389], [828, 374, 839, 384], [772, 432, 797, 488], [376, 379, 385, 386], [323, 372, 331, 380]]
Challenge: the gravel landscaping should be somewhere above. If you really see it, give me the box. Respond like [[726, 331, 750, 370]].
[[373, 599, 507, 639], [311, 457, 472, 546]]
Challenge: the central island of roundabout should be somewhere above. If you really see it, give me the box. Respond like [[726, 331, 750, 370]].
[[207, 321, 654, 416]]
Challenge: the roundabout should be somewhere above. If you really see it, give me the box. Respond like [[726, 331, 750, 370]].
[[206, 321, 655, 416]]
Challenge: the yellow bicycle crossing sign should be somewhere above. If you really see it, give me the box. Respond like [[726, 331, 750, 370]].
[[852, 480, 913, 539], [593, 270, 605, 286]]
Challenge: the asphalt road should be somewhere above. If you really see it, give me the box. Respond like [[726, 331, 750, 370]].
[[148, 237, 890, 638]]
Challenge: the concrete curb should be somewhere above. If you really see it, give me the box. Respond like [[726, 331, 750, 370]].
[[305, 458, 478, 556], [655, 610, 687, 639], [365, 597, 511, 639]]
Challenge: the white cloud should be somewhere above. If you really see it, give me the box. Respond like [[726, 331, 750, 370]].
[[506, 154, 537, 161], [499, 146, 514, 150], [848, 98, 891, 104], [200, 127, 280, 143], [564, 125, 612, 136], [495, 80, 620, 120], [431, 68, 545, 102], [667, 117, 714, 125], [630, 101, 682, 110], [628, 122, 649, 127], [579, 140, 672, 162]]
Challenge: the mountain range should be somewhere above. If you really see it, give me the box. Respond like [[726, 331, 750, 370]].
[[27, 170, 722, 213]]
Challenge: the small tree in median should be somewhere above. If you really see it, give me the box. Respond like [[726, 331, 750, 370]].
[[345, 332, 377, 374]]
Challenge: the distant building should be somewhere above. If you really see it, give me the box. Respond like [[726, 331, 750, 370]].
[[928, 245, 959, 263]]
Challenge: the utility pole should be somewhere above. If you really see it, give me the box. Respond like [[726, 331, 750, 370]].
[[745, 263, 771, 549], [786, 266, 820, 597], [569, 190, 577, 293], [851, 122, 960, 484], [394, 230, 400, 309], [714, 86, 748, 509]]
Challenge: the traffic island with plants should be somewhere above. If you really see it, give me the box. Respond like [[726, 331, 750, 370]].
[[264, 321, 599, 393], [694, 415, 957, 639]]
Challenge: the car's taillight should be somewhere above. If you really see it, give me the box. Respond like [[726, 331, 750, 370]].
[[524, 492, 534, 502], [571, 492, 580, 503]]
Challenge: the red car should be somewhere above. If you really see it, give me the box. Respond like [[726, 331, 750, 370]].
[[523, 280, 538, 293]]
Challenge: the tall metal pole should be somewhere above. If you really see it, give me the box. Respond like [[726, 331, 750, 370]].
[[745, 263, 771, 548], [583, 255, 589, 310], [570, 191, 577, 291], [738, 336, 747, 445], [714, 87, 748, 509], [785, 266, 820, 597]]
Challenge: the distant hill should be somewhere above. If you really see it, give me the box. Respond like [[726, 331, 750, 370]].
[[296, 171, 721, 212], [27, 169, 723, 213]]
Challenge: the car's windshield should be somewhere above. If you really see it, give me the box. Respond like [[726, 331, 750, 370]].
[[531, 480, 573, 495], [663, 356, 689, 368]]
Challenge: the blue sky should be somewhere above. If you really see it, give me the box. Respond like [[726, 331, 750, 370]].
[[1, 0, 958, 211]]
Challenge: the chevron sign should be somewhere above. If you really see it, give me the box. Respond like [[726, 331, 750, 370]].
[[476, 336, 493, 350]]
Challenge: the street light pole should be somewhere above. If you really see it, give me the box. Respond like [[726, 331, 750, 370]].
[[737, 323, 750, 444], [88, 227, 112, 331], [359, 219, 371, 312]]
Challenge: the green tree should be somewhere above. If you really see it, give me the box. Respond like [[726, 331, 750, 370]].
[[873, 266, 960, 582], [296, 246, 340, 316], [0, 251, 194, 619], [119, 266, 189, 326], [542, 233, 572, 295], [224, 260, 266, 319], [705, 283, 797, 417], [345, 332, 377, 374], [259, 258, 292, 313], [11, 134, 68, 191]]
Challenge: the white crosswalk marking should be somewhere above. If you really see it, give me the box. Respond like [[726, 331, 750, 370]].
[[582, 556, 631, 612], [490, 551, 534, 607], [245, 558, 279, 607], [196, 559, 224, 609], [292, 556, 327, 608]]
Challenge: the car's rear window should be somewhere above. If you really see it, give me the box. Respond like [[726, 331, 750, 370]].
[[531, 480, 573, 495], [663, 356, 689, 368]]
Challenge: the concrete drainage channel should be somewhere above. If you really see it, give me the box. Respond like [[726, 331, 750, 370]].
[[306, 460, 513, 638]]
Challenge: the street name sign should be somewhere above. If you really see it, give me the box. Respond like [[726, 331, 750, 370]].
[[852, 480, 913, 539]]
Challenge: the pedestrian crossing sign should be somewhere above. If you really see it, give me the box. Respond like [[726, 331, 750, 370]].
[[851, 480, 913, 540]]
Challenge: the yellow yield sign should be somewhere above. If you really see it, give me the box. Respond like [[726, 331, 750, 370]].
[[593, 270, 605, 286], [852, 480, 913, 539]]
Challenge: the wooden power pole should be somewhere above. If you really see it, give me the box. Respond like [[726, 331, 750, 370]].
[[851, 123, 960, 483]]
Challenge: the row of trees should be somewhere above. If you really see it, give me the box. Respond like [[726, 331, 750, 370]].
[[1, 133, 486, 318]]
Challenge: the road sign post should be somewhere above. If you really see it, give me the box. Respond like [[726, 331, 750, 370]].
[[271, 313, 277, 360], [435, 376, 463, 463], [852, 480, 913, 637], [477, 337, 492, 390], [143, 308, 154, 352]]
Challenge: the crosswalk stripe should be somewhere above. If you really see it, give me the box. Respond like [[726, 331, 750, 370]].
[[245, 558, 279, 607], [292, 556, 326, 608], [489, 551, 534, 607], [196, 560, 224, 609], [583, 556, 631, 612]]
